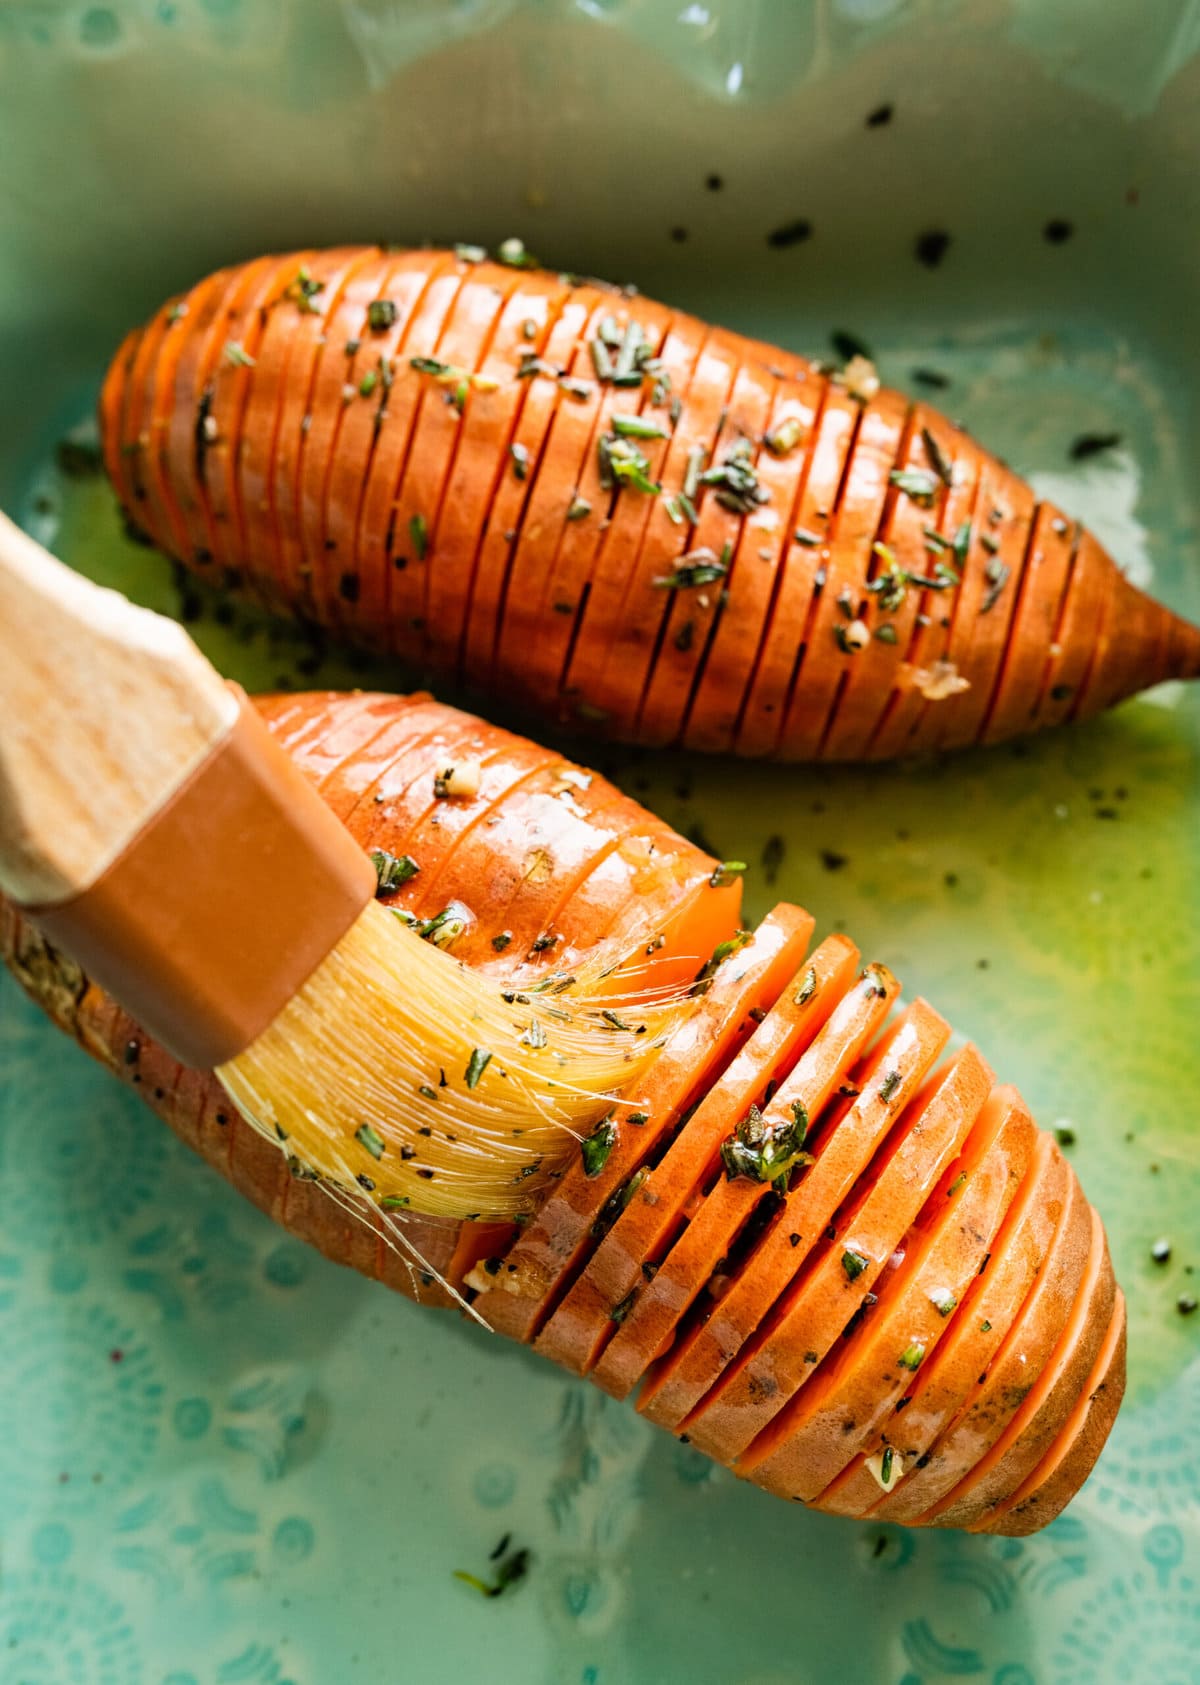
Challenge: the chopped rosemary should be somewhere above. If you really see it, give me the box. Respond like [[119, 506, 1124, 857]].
[[898, 1342, 926, 1372], [920, 426, 954, 486], [589, 337, 614, 382], [683, 446, 706, 502], [694, 928, 752, 986], [465, 1048, 492, 1089], [369, 848, 420, 893], [599, 433, 660, 495], [510, 441, 530, 481], [980, 558, 1010, 615], [491, 931, 512, 952], [653, 545, 730, 590], [952, 521, 972, 568], [880, 1446, 894, 1485], [709, 860, 746, 889], [794, 527, 823, 547], [516, 354, 555, 380], [409, 513, 428, 560], [367, 299, 398, 332], [356, 1123, 385, 1160], [889, 468, 939, 506], [795, 966, 818, 1006], [720, 1102, 813, 1188], [521, 1019, 548, 1050], [700, 438, 769, 514], [285, 267, 324, 313], [380, 1194, 410, 1211], [929, 1288, 958, 1317], [842, 1248, 870, 1281], [417, 903, 470, 949], [878, 1070, 903, 1103], [611, 412, 669, 440], [567, 495, 592, 521], [581, 1116, 619, 1177], [224, 341, 256, 368], [589, 1166, 649, 1239]]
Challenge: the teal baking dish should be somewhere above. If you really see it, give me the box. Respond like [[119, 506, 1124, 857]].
[[1, 4, 1197, 1681]]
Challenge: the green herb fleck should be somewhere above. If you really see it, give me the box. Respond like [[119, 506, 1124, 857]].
[[898, 1341, 926, 1372], [694, 929, 753, 986], [380, 1194, 410, 1210], [947, 1172, 967, 1197], [465, 1048, 492, 1089], [889, 468, 939, 506], [700, 438, 769, 514], [369, 848, 420, 893], [367, 299, 398, 332], [929, 1288, 958, 1317], [510, 441, 530, 481], [653, 546, 729, 590], [981, 558, 1010, 615], [491, 931, 513, 952], [709, 860, 746, 889], [454, 243, 487, 263], [224, 341, 256, 368], [920, 426, 954, 487], [599, 432, 660, 495], [356, 1123, 385, 1160], [842, 1248, 870, 1281], [875, 622, 899, 644], [720, 1102, 813, 1189], [409, 513, 428, 559], [286, 267, 324, 313], [879, 1070, 903, 1103], [795, 966, 818, 1006], [567, 495, 592, 521], [880, 1446, 894, 1484], [611, 412, 669, 441], [581, 1116, 619, 1177]]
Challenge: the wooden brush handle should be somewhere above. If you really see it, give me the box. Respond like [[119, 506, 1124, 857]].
[[0, 510, 237, 905]]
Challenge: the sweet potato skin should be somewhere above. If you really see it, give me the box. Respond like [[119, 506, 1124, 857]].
[[1, 688, 1124, 1532], [102, 248, 1200, 760]]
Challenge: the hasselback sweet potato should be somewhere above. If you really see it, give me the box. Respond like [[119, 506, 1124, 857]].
[[100, 246, 1200, 759], [1, 689, 1124, 1533]]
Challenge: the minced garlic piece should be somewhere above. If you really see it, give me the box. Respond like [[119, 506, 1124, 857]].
[[842, 354, 880, 404], [912, 660, 970, 701], [866, 1447, 904, 1493], [433, 759, 482, 799]]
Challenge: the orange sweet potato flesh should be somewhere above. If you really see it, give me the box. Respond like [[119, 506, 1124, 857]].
[[102, 249, 1200, 759], [1, 690, 1125, 1533]]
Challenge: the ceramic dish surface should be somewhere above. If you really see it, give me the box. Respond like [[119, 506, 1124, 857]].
[[0, 4, 1197, 1682]]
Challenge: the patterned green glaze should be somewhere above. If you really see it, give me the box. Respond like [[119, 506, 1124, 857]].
[[1, 4, 1198, 1682]]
